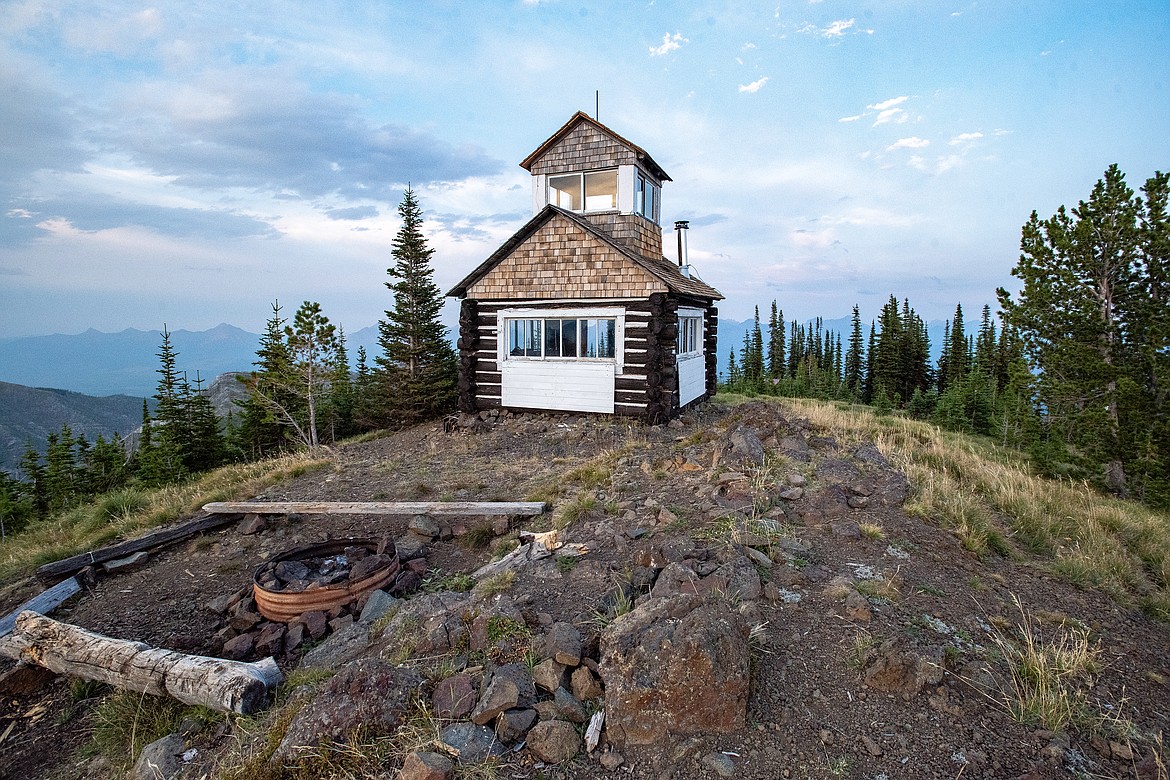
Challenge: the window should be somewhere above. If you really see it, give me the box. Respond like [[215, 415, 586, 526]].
[[548, 170, 617, 212], [634, 172, 660, 224], [506, 317, 616, 360], [677, 316, 702, 356]]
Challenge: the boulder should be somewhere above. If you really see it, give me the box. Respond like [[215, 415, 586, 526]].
[[726, 425, 766, 466], [276, 660, 422, 759], [862, 638, 944, 697], [600, 593, 750, 745], [299, 621, 373, 670], [531, 658, 568, 693], [494, 707, 537, 742]]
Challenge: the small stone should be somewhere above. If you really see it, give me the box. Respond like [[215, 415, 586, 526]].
[[359, 589, 399, 623], [299, 610, 328, 640], [284, 622, 306, 653], [860, 734, 883, 756], [130, 734, 184, 780], [431, 674, 477, 720], [526, 720, 581, 764], [274, 560, 310, 582], [238, 513, 266, 535], [819, 729, 834, 745], [253, 622, 285, 657], [545, 622, 583, 666], [350, 553, 392, 582], [222, 633, 253, 660], [408, 514, 441, 539], [847, 495, 870, 509], [554, 686, 589, 723], [398, 750, 454, 780], [570, 666, 604, 701], [844, 590, 872, 622], [102, 551, 150, 574], [599, 749, 624, 769], [743, 546, 773, 569], [701, 752, 736, 778], [494, 708, 537, 742], [1110, 740, 1134, 761], [437, 723, 504, 762], [657, 507, 679, 526], [531, 658, 568, 693], [778, 487, 804, 501], [470, 664, 536, 725], [785, 473, 807, 487], [329, 615, 354, 633]]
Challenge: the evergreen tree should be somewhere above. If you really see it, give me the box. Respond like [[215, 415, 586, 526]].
[[141, 327, 188, 485], [767, 301, 786, 379], [844, 305, 865, 399], [185, 372, 226, 472], [374, 187, 457, 426], [285, 301, 342, 448], [237, 302, 298, 457], [998, 164, 1146, 497], [18, 444, 47, 518], [0, 471, 34, 539]]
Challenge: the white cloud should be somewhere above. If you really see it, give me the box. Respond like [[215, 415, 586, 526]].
[[873, 108, 908, 126], [949, 132, 984, 145], [869, 96, 908, 111], [738, 76, 770, 94], [650, 32, 688, 57], [886, 137, 930, 151], [838, 114, 863, 123], [822, 19, 855, 37]]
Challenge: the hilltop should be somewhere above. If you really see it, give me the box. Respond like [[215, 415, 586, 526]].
[[0, 398, 1166, 780]]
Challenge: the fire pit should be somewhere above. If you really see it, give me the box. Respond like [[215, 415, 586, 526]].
[[252, 538, 400, 622]]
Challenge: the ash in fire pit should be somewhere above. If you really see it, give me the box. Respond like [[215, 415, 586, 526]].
[[259, 547, 392, 593]]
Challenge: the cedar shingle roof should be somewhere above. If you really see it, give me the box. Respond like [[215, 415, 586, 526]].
[[446, 205, 723, 301], [519, 111, 671, 182]]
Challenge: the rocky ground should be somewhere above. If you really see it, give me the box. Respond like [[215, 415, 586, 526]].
[[0, 399, 1167, 780]]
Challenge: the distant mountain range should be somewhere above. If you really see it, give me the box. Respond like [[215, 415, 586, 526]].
[[0, 382, 150, 476], [0, 323, 383, 398]]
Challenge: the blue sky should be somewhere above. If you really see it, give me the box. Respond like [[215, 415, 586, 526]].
[[1, 0, 1167, 339]]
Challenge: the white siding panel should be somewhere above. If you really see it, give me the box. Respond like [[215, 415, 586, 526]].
[[502, 362, 615, 413], [678, 354, 706, 407]]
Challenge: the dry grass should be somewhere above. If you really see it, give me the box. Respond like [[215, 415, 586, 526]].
[[773, 397, 1170, 621], [0, 451, 331, 585], [987, 595, 1100, 733]]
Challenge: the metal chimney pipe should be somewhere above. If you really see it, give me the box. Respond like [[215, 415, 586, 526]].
[[675, 220, 689, 269]]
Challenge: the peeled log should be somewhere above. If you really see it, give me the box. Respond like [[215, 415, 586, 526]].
[[7, 611, 282, 714]]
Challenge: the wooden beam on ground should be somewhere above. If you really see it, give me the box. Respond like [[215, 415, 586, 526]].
[[2, 612, 282, 715], [202, 500, 548, 517], [34, 513, 234, 585], [0, 577, 80, 639]]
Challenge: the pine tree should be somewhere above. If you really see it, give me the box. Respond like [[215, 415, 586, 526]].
[[142, 326, 188, 485], [237, 302, 298, 457], [374, 187, 457, 426], [285, 301, 342, 448], [844, 305, 864, 400], [185, 371, 226, 471], [767, 301, 786, 378], [998, 164, 1144, 497]]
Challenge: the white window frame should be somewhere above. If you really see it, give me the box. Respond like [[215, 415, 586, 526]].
[[676, 308, 704, 359], [498, 307, 626, 372], [546, 169, 619, 213], [634, 171, 660, 224]]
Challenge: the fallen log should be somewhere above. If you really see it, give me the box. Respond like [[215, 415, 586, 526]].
[[0, 577, 80, 639], [3, 612, 282, 715], [202, 500, 548, 517], [35, 513, 234, 585]]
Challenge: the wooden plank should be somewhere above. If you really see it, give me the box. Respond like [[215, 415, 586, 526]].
[[35, 513, 234, 585], [202, 501, 548, 517], [0, 577, 81, 639], [2, 612, 282, 714]]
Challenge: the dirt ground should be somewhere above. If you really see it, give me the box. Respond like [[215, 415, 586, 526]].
[[1, 401, 1167, 780]]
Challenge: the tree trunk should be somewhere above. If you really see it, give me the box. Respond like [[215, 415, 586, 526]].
[[2, 612, 282, 714]]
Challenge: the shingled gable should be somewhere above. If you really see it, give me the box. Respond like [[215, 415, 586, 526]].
[[519, 111, 671, 183], [445, 205, 722, 301]]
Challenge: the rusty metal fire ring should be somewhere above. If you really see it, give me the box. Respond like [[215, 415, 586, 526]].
[[253, 538, 399, 623]]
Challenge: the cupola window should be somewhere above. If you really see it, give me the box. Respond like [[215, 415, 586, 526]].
[[548, 170, 618, 212]]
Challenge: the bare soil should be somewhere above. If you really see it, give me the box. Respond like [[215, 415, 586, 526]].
[[1, 401, 1167, 780]]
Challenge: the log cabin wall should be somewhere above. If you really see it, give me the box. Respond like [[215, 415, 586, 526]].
[[457, 299, 480, 413], [705, 305, 720, 398], [466, 298, 668, 420]]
